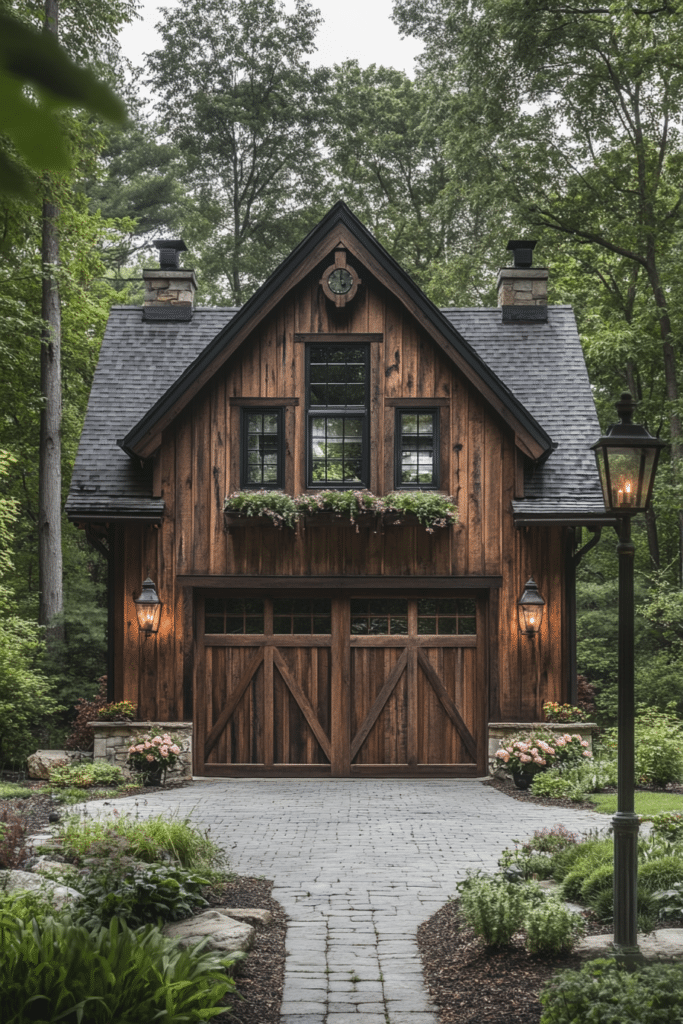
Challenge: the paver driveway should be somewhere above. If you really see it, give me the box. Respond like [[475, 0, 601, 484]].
[[81, 778, 608, 1024]]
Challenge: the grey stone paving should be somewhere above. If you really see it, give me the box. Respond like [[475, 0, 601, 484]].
[[69, 779, 608, 1023]]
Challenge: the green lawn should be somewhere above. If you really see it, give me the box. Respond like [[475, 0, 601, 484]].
[[591, 791, 683, 816]]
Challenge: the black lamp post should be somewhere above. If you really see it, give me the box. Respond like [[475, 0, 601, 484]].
[[591, 393, 665, 959]]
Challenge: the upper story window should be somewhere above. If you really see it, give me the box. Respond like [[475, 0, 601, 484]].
[[241, 408, 284, 488], [395, 409, 439, 488], [306, 344, 369, 487]]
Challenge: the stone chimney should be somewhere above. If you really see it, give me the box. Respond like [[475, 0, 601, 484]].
[[142, 239, 198, 322], [497, 240, 548, 322]]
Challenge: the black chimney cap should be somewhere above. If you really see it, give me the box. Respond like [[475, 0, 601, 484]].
[[153, 239, 188, 253], [153, 238, 187, 269], [506, 239, 537, 268]]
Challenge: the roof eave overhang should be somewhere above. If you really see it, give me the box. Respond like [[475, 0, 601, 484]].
[[513, 512, 617, 527], [122, 203, 552, 462]]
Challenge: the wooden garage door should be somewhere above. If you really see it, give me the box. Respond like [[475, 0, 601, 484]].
[[195, 594, 484, 777]]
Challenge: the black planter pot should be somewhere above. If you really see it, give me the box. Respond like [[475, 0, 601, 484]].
[[512, 771, 536, 790], [142, 765, 164, 787]]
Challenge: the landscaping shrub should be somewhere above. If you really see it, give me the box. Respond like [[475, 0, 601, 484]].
[[0, 782, 32, 799], [0, 912, 237, 1024], [55, 813, 226, 871], [97, 700, 136, 721], [499, 825, 579, 880], [530, 755, 617, 802], [524, 897, 584, 956], [0, 806, 28, 869], [647, 811, 683, 843], [71, 840, 209, 929], [63, 677, 107, 751], [540, 958, 683, 1023], [456, 873, 531, 948], [633, 705, 683, 786], [48, 761, 126, 789]]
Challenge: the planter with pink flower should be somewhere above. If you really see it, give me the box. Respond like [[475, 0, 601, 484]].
[[494, 729, 593, 789], [127, 731, 182, 786]]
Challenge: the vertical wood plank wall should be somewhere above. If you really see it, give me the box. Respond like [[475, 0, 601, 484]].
[[116, 268, 568, 721]]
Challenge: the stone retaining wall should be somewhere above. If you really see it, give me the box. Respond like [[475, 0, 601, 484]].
[[488, 721, 598, 774], [89, 721, 193, 779]]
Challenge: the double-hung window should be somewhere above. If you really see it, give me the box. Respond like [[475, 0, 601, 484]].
[[241, 408, 284, 488], [395, 409, 439, 488], [306, 344, 369, 487]]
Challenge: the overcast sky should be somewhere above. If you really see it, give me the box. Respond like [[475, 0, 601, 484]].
[[118, 0, 423, 76]]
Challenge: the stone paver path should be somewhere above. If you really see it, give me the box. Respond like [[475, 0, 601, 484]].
[[72, 779, 608, 1024]]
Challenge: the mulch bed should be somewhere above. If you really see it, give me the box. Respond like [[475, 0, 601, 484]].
[[417, 900, 593, 1024], [204, 877, 286, 1024]]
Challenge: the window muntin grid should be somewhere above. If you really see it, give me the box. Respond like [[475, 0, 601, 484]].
[[307, 345, 369, 488], [350, 598, 409, 635], [397, 410, 438, 488], [241, 408, 283, 488], [205, 598, 265, 635], [416, 598, 476, 635], [272, 598, 332, 634]]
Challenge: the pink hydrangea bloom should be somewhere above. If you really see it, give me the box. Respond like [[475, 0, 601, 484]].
[[152, 736, 163, 745], [135, 744, 145, 752], [128, 745, 136, 753], [519, 753, 531, 762], [160, 745, 169, 757], [144, 740, 152, 749], [583, 750, 593, 757], [146, 753, 155, 762], [563, 734, 573, 743], [170, 745, 180, 755]]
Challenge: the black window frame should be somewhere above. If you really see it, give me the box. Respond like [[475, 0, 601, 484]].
[[305, 343, 370, 489], [240, 406, 285, 489], [394, 407, 440, 489]]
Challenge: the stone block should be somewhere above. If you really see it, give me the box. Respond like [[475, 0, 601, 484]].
[[0, 869, 81, 908], [162, 909, 254, 954], [220, 907, 273, 926], [27, 750, 70, 780]]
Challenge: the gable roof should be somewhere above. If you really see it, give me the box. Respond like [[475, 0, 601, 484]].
[[120, 202, 552, 463], [66, 203, 607, 525]]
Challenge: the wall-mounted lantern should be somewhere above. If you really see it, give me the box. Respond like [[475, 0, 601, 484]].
[[590, 392, 666, 513], [517, 577, 545, 636], [135, 578, 162, 635]]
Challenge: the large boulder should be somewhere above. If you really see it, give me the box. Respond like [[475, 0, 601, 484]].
[[162, 909, 255, 954], [0, 869, 81, 909], [27, 750, 70, 780]]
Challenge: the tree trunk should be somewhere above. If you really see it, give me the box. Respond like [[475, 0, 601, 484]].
[[644, 252, 683, 585], [39, 0, 63, 632]]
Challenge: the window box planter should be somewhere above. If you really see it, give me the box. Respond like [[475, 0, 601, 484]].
[[224, 512, 290, 530], [381, 512, 453, 530], [301, 511, 379, 530]]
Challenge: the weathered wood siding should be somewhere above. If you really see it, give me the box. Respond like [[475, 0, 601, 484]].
[[115, 267, 568, 728]]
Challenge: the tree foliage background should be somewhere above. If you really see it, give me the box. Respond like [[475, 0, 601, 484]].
[[1, 0, 683, 761]]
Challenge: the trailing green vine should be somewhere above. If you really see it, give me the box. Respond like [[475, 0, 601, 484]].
[[224, 490, 458, 533]]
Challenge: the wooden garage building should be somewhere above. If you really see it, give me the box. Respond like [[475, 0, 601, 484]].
[[67, 203, 609, 777]]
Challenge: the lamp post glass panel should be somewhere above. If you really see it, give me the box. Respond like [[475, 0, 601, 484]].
[[591, 393, 665, 958]]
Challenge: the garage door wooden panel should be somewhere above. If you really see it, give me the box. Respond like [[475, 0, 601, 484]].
[[196, 593, 484, 776], [273, 647, 331, 765]]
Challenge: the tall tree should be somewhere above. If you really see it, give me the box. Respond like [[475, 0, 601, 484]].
[[394, 0, 683, 579], [146, 0, 329, 305], [39, 0, 63, 630]]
